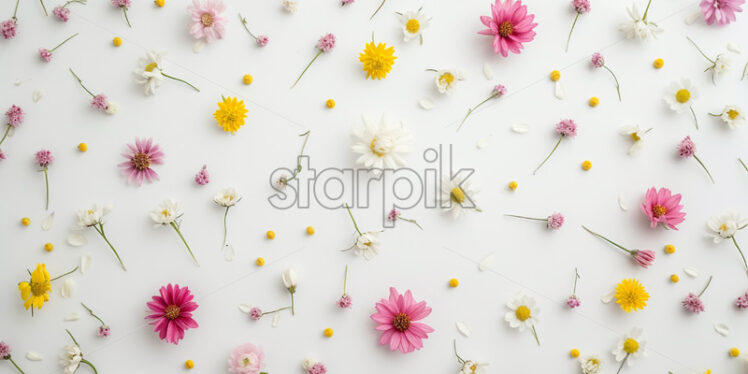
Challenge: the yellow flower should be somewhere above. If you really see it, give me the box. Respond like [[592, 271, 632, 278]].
[[18, 264, 51, 310], [615, 278, 649, 312], [358, 41, 397, 80], [214, 97, 248, 134]]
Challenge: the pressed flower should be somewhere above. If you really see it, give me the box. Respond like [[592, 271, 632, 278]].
[[663, 78, 700, 129], [700, 0, 744, 25], [619, 125, 651, 155], [709, 104, 744, 129], [151, 199, 200, 266], [612, 327, 647, 373], [590, 52, 622, 101], [59, 330, 98, 374], [682, 275, 713, 313], [111, 0, 132, 28], [371, 287, 434, 353], [533, 119, 577, 175], [677, 136, 715, 184], [118, 137, 163, 186], [214, 96, 248, 133], [1, 341, 26, 374], [133, 50, 200, 95], [343, 204, 382, 260], [292, 33, 336, 87], [566, 267, 581, 308], [74, 204, 126, 271], [441, 174, 481, 219], [619, 0, 662, 40], [614, 279, 649, 312], [706, 211, 748, 275], [579, 355, 603, 374], [194, 164, 210, 185], [228, 343, 265, 373], [53, 0, 87, 22], [396, 7, 430, 44], [240, 304, 292, 323], [188, 0, 226, 42], [386, 208, 423, 229], [35, 149, 53, 210], [1, 0, 20, 40], [146, 284, 199, 345], [238, 13, 268, 47], [359, 39, 397, 80], [18, 263, 78, 315], [457, 84, 506, 131], [214, 187, 241, 251], [687, 37, 731, 84], [69, 69, 118, 114], [582, 226, 656, 268], [39, 33, 78, 62], [454, 339, 489, 374], [736, 292, 748, 309], [337, 265, 353, 309], [351, 115, 411, 175], [426, 68, 466, 95], [282, 268, 298, 315], [0, 105, 24, 156], [565, 0, 591, 52], [504, 292, 541, 345], [641, 187, 686, 230], [478, 0, 537, 57], [505, 212, 564, 230], [80, 303, 110, 337], [275, 130, 311, 188]]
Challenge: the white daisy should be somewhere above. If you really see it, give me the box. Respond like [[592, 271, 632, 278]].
[[460, 360, 488, 374], [712, 54, 731, 76], [707, 211, 747, 243], [619, 125, 650, 155], [579, 355, 603, 374], [213, 187, 241, 207], [440, 174, 481, 219], [351, 114, 412, 176], [75, 204, 112, 228], [150, 198, 181, 226], [504, 292, 541, 345], [397, 8, 430, 43], [353, 231, 381, 260], [663, 78, 698, 113], [58, 345, 82, 374], [133, 50, 165, 96], [433, 69, 466, 95], [619, 2, 663, 40], [612, 327, 647, 370], [713, 105, 745, 129]]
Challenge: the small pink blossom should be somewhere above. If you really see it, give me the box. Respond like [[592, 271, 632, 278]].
[[0, 148, 6, 160], [632, 250, 656, 268], [53, 6, 70, 22], [5, 105, 24, 127], [188, 0, 227, 43], [736, 292, 748, 309], [478, 0, 538, 57], [677, 136, 696, 158], [228, 343, 264, 374], [39, 48, 52, 62], [97, 326, 111, 337], [566, 295, 581, 308], [111, 0, 131, 8], [194, 165, 210, 185], [90, 94, 109, 111], [1, 18, 17, 40], [337, 294, 352, 309], [249, 307, 262, 320], [308, 362, 327, 374], [0, 341, 10, 359], [387, 208, 400, 221], [493, 84, 507, 96], [591, 52, 604, 68], [682, 293, 705, 313], [316, 33, 336, 52], [641, 187, 686, 230], [547, 213, 564, 230], [700, 0, 744, 25], [35, 149, 54, 168], [256, 35, 269, 47], [342, 0, 355, 4], [555, 119, 578, 137], [573, 0, 591, 13]]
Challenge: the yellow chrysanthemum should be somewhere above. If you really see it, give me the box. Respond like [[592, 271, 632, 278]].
[[214, 97, 248, 134], [358, 41, 397, 80], [18, 264, 51, 310], [615, 278, 649, 313]]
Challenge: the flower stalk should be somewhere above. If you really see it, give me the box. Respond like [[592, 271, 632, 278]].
[[345, 203, 362, 235], [41, 167, 50, 210], [697, 275, 713, 297], [292, 51, 322, 88], [731, 235, 748, 275], [161, 72, 200, 92], [603, 65, 622, 101], [370, 0, 386, 19], [39, 0, 48, 16], [170, 222, 199, 266], [48, 33, 78, 52], [533, 136, 563, 175], [582, 225, 633, 254], [80, 303, 107, 327], [281, 130, 311, 184], [91, 222, 126, 271], [457, 91, 501, 131], [69, 68, 95, 97], [221, 206, 230, 249], [565, 12, 580, 52]]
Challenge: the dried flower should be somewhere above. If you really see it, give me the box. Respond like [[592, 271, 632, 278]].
[[35, 149, 53, 210], [590, 52, 622, 101], [59, 330, 98, 374], [619, 0, 662, 40], [351, 115, 411, 175], [80, 303, 110, 337], [110, 0, 132, 28], [1, 0, 19, 40], [683, 276, 712, 313], [505, 212, 564, 230], [238, 13, 269, 47], [344, 204, 382, 259], [194, 165, 210, 185], [457, 84, 507, 131], [292, 33, 336, 88], [386, 208, 423, 229], [53, 1, 87, 22], [1, 341, 26, 374], [337, 265, 352, 309], [69, 69, 118, 114], [38, 33, 78, 62], [151, 199, 199, 266], [214, 187, 241, 250], [565, 0, 591, 51], [282, 268, 298, 315], [533, 119, 577, 175], [582, 226, 656, 268], [687, 37, 731, 84], [677, 136, 715, 183], [566, 268, 581, 308], [282, 0, 298, 13], [736, 292, 748, 309]]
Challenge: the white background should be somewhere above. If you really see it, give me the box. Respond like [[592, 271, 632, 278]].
[[1, 0, 747, 373]]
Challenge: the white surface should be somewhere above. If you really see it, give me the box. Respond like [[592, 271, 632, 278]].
[[1, 0, 747, 373]]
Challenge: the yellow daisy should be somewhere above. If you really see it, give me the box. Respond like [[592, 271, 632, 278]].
[[18, 264, 51, 310], [358, 41, 397, 80], [615, 278, 649, 313], [214, 97, 248, 134]]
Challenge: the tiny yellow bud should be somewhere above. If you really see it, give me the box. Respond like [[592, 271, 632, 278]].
[[449, 278, 459, 288], [664, 244, 675, 254], [44, 243, 54, 252], [242, 74, 253, 85], [77, 143, 88, 152], [306, 226, 315, 235], [112, 37, 122, 47], [729, 347, 740, 357], [653, 58, 664, 69], [185, 360, 194, 369], [582, 160, 592, 171], [325, 99, 336, 109], [323, 328, 334, 337], [21, 217, 31, 226], [670, 274, 679, 283], [266, 230, 275, 240], [255, 257, 265, 266], [570, 349, 580, 358], [154, 0, 165, 7], [588, 97, 599, 107], [550, 70, 561, 82], [508, 181, 518, 190]]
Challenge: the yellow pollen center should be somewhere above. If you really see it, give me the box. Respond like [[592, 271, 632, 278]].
[[439, 72, 455, 86], [369, 138, 387, 157], [675, 89, 691, 104], [164, 305, 181, 320], [719, 223, 728, 232], [623, 338, 639, 354], [630, 132, 641, 141], [405, 18, 420, 33], [727, 109, 739, 120], [132, 152, 151, 171], [393, 313, 411, 331], [30, 282, 47, 296], [242, 357, 252, 367], [201, 13, 214, 27], [87, 209, 94, 215], [145, 62, 158, 72], [515, 305, 531, 321], [450, 187, 466, 204], [161, 209, 170, 217], [498, 21, 514, 37], [652, 204, 667, 217]]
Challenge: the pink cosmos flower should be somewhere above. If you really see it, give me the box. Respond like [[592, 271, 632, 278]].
[[677, 136, 696, 158], [736, 292, 748, 309], [53, 6, 70, 22], [35, 149, 54, 168], [39, 48, 52, 62], [1, 19, 17, 40], [371, 287, 434, 354], [478, 0, 537, 57], [682, 293, 705, 313], [641, 187, 686, 230], [700, 0, 744, 25], [573, 0, 591, 13], [308, 362, 327, 374], [118, 137, 164, 186], [228, 343, 264, 374], [555, 119, 578, 137], [547, 213, 564, 230], [338, 294, 352, 308], [316, 33, 336, 52], [256, 35, 269, 47], [5, 105, 24, 127], [566, 295, 581, 308], [591, 52, 605, 68], [97, 326, 111, 337], [194, 164, 210, 185], [188, 0, 227, 43], [146, 284, 199, 345], [632, 250, 656, 268], [249, 307, 262, 320]]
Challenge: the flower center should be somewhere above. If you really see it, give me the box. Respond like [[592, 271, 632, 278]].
[[439, 72, 455, 86], [515, 305, 531, 321], [727, 109, 739, 120], [405, 18, 420, 33], [164, 305, 181, 320], [630, 132, 641, 141], [242, 357, 253, 367], [30, 281, 47, 296], [623, 338, 639, 354], [392, 313, 411, 331], [675, 89, 691, 104], [719, 223, 728, 232], [201, 13, 214, 27], [161, 209, 170, 217], [450, 187, 466, 204], [369, 137, 393, 157], [144, 62, 158, 72], [132, 152, 151, 171], [498, 21, 514, 37], [652, 204, 667, 217]]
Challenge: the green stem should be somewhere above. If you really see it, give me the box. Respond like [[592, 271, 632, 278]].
[[641, 0, 654, 21], [80, 303, 106, 326], [697, 275, 713, 297], [603, 65, 622, 102], [80, 359, 98, 374], [616, 354, 629, 374], [162, 72, 200, 92], [8, 357, 25, 374], [686, 37, 715, 64], [51, 266, 79, 281], [93, 224, 127, 271], [457, 93, 498, 131], [122, 7, 131, 28], [731, 236, 748, 275], [261, 306, 292, 315], [531, 324, 540, 346], [69, 68, 95, 97], [221, 206, 229, 249], [342, 265, 349, 294], [64, 0, 87, 8], [369, 0, 386, 19], [689, 106, 699, 130], [693, 155, 715, 184], [572, 267, 580, 294], [505, 214, 547, 222], [170, 222, 199, 266], [12, 0, 20, 18], [238, 14, 257, 39], [739, 158, 748, 173], [398, 217, 423, 230], [581, 225, 633, 254], [39, 0, 48, 16], [43, 168, 49, 210], [286, 130, 311, 182], [0, 125, 10, 146], [453, 339, 465, 365], [65, 329, 79, 346], [290, 292, 295, 315], [292, 50, 322, 88], [49, 33, 79, 52], [533, 136, 563, 175], [742, 61, 748, 81], [565, 12, 580, 53], [345, 203, 362, 235]]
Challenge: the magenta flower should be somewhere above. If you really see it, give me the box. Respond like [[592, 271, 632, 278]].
[[677, 136, 715, 184], [371, 287, 434, 353], [506, 212, 564, 230], [97, 326, 111, 337], [591, 52, 605, 68], [566, 295, 581, 308], [337, 294, 352, 309], [70, 69, 117, 114], [478, 0, 537, 57], [249, 307, 262, 320], [228, 343, 264, 374], [293, 33, 337, 88], [238, 14, 268, 47], [256, 35, 269, 46], [194, 164, 210, 185], [641, 187, 686, 230], [582, 226, 657, 268], [565, 0, 590, 51], [188, 0, 227, 43], [458, 83, 508, 131], [118, 137, 164, 186], [5, 105, 24, 127], [534, 119, 577, 174], [0, 148, 5, 160], [1, 18, 17, 40], [683, 275, 712, 314], [53, 6, 70, 22], [736, 292, 748, 309], [35, 149, 54, 168], [146, 284, 199, 345], [38, 33, 78, 63], [700, 0, 744, 25], [387, 208, 400, 221], [308, 362, 327, 374], [342, 0, 355, 5], [0, 341, 10, 358]]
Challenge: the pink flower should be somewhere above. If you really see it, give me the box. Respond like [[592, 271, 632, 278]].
[[493, 84, 507, 96], [555, 119, 578, 137], [342, 0, 355, 4], [53, 6, 70, 22], [194, 164, 210, 185], [316, 33, 336, 52], [736, 292, 748, 309], [631, 250, 656, 268], [308, 362, 327, 374], [249, 307, 262, 320], [145, 284, 199, 345], [566, 295, 581, 308], [387, 208, 400, 221], [0, 341, 10, 359], [97, 326, 111, 337], [0, 148, 6, 160], [39, 48, 52, 62], [682, 293, 705, 313], [572, 0, 591, 13], [370, 287, 434, 354], [188, 0, 227, 43], [546, 213, 564, 230], [700, 0, 744, 25], [90, 94, 109, 111], [1, 19, 17, 40], [641, 187, 686, 230], [111, 0, 131, 8], [338, 294, 352, 308], [478, 0, 537, 57], [256, 35, 269, 47], [228, 343, 264, 374], [591, 52, 604, 68], [35, 149, 54, 168], [677, 136, 696, 158], [5, 105, 24, 127], [118, 137, 164, 186]]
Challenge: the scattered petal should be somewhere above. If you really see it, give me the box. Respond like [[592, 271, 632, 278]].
[[418, 97, 435, 110], [26, 351, 43, 361], [67, 233, 88, 247], [80, 254, 92, 273], [684, 267, 699, 278], [64, 312, 80, 321], [714, 323, 730, 337], [60, 278, 76, 298], [32, 89, 43, 103], [478, 252, 494, 271], [511, 123, 529, 133], [617, 195, 628, 211], [482, 62, 494, 80], [13, 80, 21, 86], [476, 136, 490, 149], [238, 304, 252, 314], [684, 10, 702, 24], [41, 212, 55, 231], [223, 244, 236, 262], [601, 288, 616, 304], [192, 40, 205, 53], [727, 42, 742, 54], [271, 312, 281, 327], [554, 81, 565, 100], [456, 321, 472, 337]]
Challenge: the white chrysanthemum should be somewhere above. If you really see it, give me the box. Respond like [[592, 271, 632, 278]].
[[150, 198, 181, 226], [434, 69, 466, 95], [460, 360, 488, 374], [707, 211, 747, 243], [59, 345, 82, 374], [713, 54, 731, 75], [398, 8, 430, 42], [282, 0, 297, 13], [133, 50, 165, 96], [353, 231, 380, 260], [718, 105, 745, 129], [440, 174, 480, 219], [612, 327, 647, 367], [75, 204, 112, 228], [619, 125, 649, 155], [619, 3, 663, 40], [663, 78, 698, 113], [504, 292, 540, 332], [214, 187, 241, 207], [579, 355, 603, 374], [351, 115, 412, 175]]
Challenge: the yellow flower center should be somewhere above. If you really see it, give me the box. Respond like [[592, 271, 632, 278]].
[[370, 138, 386, 157], [652, 204, 667, 217], [164, 304, 181, 320], [393, 312, 411, 331], [498, 21, 514, 37], [201, 13, 214, 27], [132, 152, 151, 171], [87, 209, 94, 215], [405, 18, 420, 33], [587, 358, 600, 366], [727, 109, 739, 120], [30, 281, 47, 296], [623, 338, 639, 354], [630, 132, 641, 141], [161, 209, 170, 217], [515, 305, 531, 321], [469, 363, 478, 373], [719, 223, 728, 232], [242, 357, 252, 367], [450, 187, 466, 204], [439, 72, 455, 87], [144, 62, 158, 72], [675, 89, 691, 104]]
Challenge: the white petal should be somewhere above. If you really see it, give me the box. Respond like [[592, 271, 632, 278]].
[[238, 304, 252, 313], [554, 81, 565, 100], [684, 267, 699, 278], [478, 252, 494, 271], [618, 195, 628, 211], [223, 244, 236, 262], [271, 312, 281, 327], [601, 289, 616, 304], [60, 279, 76, 298], [418, 97, 435, 110], [32, 89, 43, 103], [456, 321, 472, 337], [727, 42, 742, 54], [714, 323, 730, 337], [13, 80, 21, 86], [67, 233, 88, 247], [482, 62, 494, 80], [476, 136, 490, 149], [80, 255, 92, 273], [684, 10, 702, 24], [511, 123, 529, 133], [26, 351, 43, 361], [41, 212, 55, 231], [64, 312, 80, 321], [192, 40, 205, 53]]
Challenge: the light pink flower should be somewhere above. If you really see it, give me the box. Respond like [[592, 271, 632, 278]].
[[0, 341, 10, 359], [700, 0, 744, 25], [249, 307, 262, 320], [371, 287, 434, 354], [5, 105, 24, 127], [632, 250, 656, 268], [737, 292, 748, 309], [641, 187, 686, 230], [566, 295, 581, 308], [188, 0, 227, 43], [194, 164, 210, 185], [97, 326, 111, 337], [39, 48, 52, 62], [493, 84, 507, 96], [677, 136, 696, 158], [256, 35, 269, 47], [145, 284, 199, 345], [337, 294, 352, 308], [228, 343, 264, 374], [0, 148, 6, 160], [90, 94, 109, 111], [591, 52, 604, 68], [478, 0, 537, 57], [573, 0, 591, 13], [387, 208, 400, 221], [53, 6, 70, 22], [111, 0, 131, 7], [547, 213, 564, 230], [342, 0, 355, 4], [35, 149, 54, 168], [308, 362, 327, 374], [1, 18, 17, 40], [118, 137, 164, 186], [555, 119, 578, 137], [316, 33, 336, 52], [682, 293, 705, 313]]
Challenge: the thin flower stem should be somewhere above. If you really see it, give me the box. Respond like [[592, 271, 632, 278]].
[[162, 72, 200, 92], [12, 0, 20, 18], [505, 214, 546, 222], [616, 354, 629, 374], [342, 265, 348, 295], [64, 0, 87, 7], [533, 136, 563, 175], [565, 12, 580, 53], [92, 224, 126, 271], [399, 217, 424, 230], [49, 33, 79, 52], [292, 51, 322, 88], [731, 235, 748, 275], [8, 357, 25, 374], [457, 93, 497, 131], [65, 329, 79, 346], [689, 106, 699, 130], [692, 155, 715, 184], [742, 61, 748, 81], [170, 222, 199, 266], [603, 65, 622, 101], [238, 14, 257, 39], [39, 0, 48, 16], [221, 207, 230, 249], [122, 7, 131, 28], [43, 168, 50, 210], [697, 275, 713, 297], [0, 125, 10, 146], [80, 359, 98, 374], [453, 339, 466, 365], [80, 303, 106, 326], [686, 37, 715, 64], [51, 266, 79, 281], [572, 267, 580, 294], [69, 68, 95, 97], [345, 203, 362, 235], [261, 306, 292, 315], [286, 130, 312, 182], [707, 112, 721, 117], [581, 225, 633, 254], [641, 0, 654, 21], [290, 292, 295, 315], [531, 324, 541, 346], [738, 158, 748, 173], [369, 0, 386, 19]]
